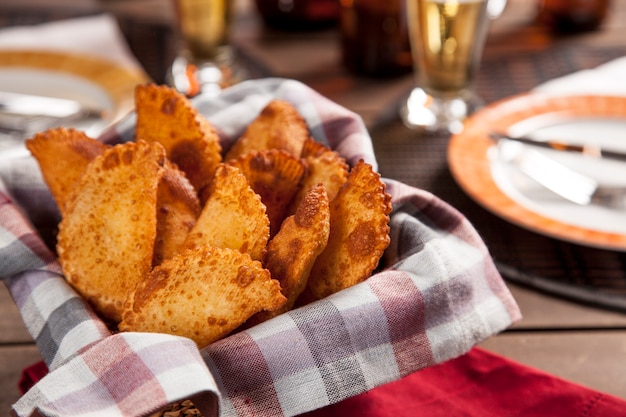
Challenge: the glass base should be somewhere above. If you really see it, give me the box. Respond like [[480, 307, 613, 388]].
[[167, 46, 247, 97], [400, 87, 484, 135]]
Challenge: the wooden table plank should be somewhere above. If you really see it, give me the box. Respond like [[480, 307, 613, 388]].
[[508, 282, 626, 330], [482, 282, 626, 400], [0, 345, 42, 415], [480, 330, 626, 399], [0, 285, 33, 344]]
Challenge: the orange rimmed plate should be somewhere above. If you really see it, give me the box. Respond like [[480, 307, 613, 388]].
[[448, 94, 626, 252], [0, 50, 149, 135]]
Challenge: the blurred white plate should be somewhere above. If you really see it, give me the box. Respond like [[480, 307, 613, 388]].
[[448, 94, 626, 251], [0, 50, 148, 153]]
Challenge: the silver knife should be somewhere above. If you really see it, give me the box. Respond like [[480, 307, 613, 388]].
[[490, 132, 626, 163], [497, 140, 626, 209]]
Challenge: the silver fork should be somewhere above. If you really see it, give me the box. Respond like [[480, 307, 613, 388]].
[[497, 140, 626, 210], [0, 113, 70, 137]]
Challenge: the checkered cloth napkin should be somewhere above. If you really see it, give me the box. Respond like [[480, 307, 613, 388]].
[[0, 78, 521, 417]]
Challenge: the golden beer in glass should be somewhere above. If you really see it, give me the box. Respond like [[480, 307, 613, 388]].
[[401, 0, 504, 134], [169, 0, 243, 96], [175, 0, 231, 61]]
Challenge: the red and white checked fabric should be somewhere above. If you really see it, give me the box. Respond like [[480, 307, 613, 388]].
[[0, 78, 521, 417]]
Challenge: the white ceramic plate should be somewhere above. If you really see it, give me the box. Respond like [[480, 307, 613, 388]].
[[0, 50, 148, 152], [448, 94, 626, 251]]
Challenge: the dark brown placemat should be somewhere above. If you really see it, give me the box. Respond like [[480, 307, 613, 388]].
[[372, 45, 626, 312]]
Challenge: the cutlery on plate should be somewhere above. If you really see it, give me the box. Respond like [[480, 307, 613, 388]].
[[0, 91, 105, 135], [0, 91, 104, 118], [490, 132, 626, 162], [497, 140, 626, 209]]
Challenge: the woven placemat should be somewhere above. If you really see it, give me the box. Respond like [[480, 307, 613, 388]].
[[372, 45, 626, 312]]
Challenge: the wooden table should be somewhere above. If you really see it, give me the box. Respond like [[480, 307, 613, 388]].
[[2, 0, 626, 412]]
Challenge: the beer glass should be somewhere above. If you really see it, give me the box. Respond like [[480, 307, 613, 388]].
[[400, 0, 506, 134], [169, 0, 245, 96]]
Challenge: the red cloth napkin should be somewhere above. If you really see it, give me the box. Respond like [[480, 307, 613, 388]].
[[21, 347, 625, 417], [302, 347, 625, 417]]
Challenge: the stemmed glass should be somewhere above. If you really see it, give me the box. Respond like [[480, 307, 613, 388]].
[[400, 0, 507, 134], [168, 0, 246, 97]]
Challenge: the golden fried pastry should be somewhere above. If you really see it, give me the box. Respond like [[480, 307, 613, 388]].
[[25, 81, 395, 347], [183, 164, 269, 262], [134, 83, 222, 202], [247, 184, 330, 326], [57, 140, 166, 323], [119, 246, 287, 348], [288, 138, 349, 215], [224, 99, 309, 161], [153, 161, 201, 266], [26, 126, 199, 268], [302, 160, 392, 302], [228, 149, 304, 237], [25, 128, 107, 213]]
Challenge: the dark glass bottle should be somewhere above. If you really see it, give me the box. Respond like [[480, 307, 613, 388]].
[[339, 0, 412, 77], [537, 0, 610, 33], [254, 0, 340, 30]]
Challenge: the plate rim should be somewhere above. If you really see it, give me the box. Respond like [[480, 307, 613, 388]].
[[447, 93, 626, 252], [0, 49, 149, 125]]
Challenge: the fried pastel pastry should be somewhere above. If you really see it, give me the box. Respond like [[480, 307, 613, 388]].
[[25, 127, 107, 214], [153, 161, 201, 266], [119, 246, 287, 348], [228, 149, 304, 237], [26, 127, 199, 268], [134, 83, 222, 202], [246, 184, 330, 326], [224, 99, 309, 161], [288, 138, 349, 215], [57, 140, 166, 323], [302, 160, 392, 302], [183, 164, 269, 262]]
